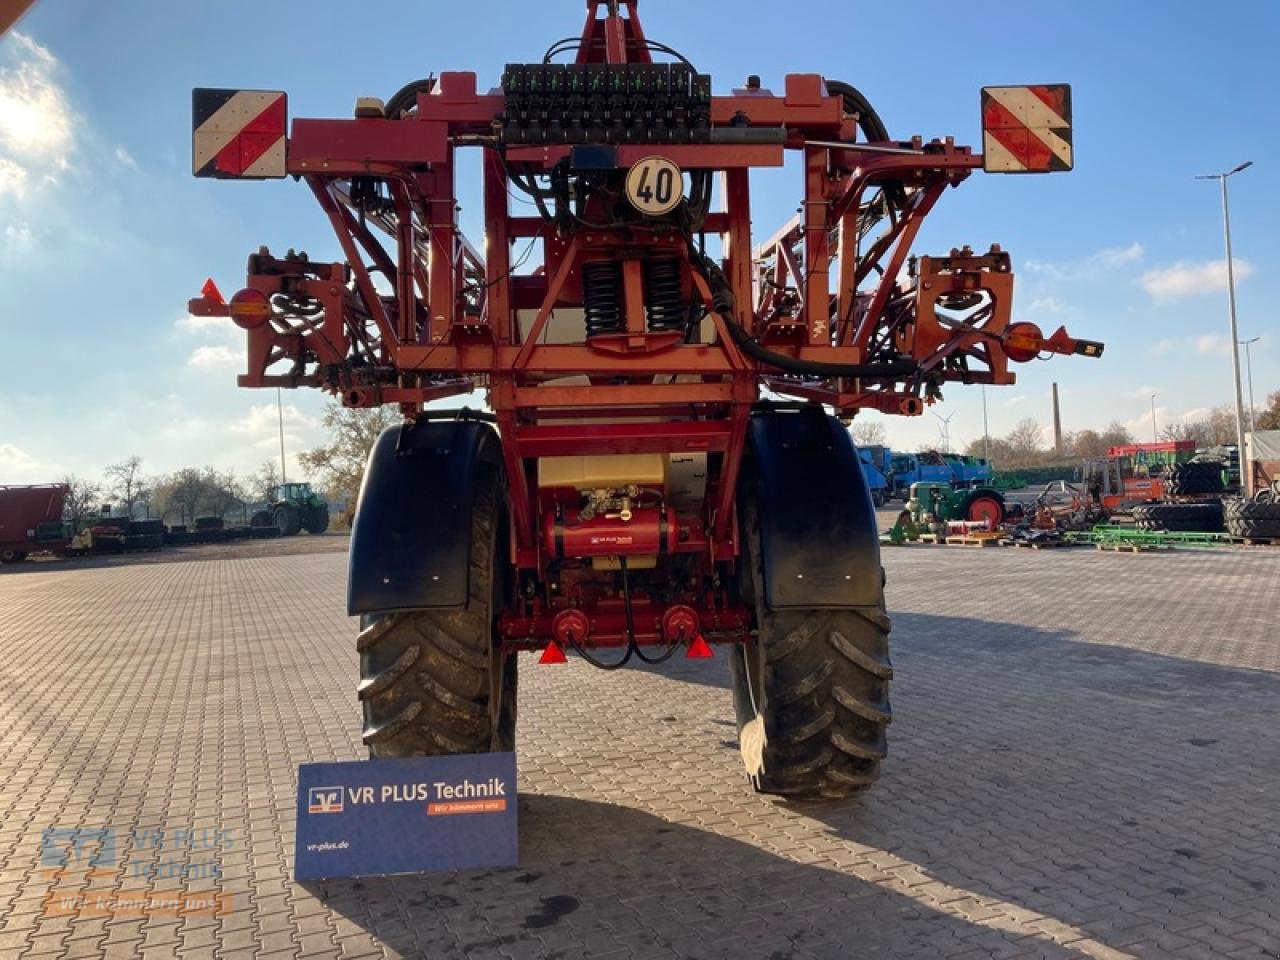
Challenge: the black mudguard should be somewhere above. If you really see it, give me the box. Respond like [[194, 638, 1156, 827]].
[[744, 407, 883, 610], [347, 417, 502, 615]]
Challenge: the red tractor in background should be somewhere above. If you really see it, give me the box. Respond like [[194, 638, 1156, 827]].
[[190, 1, 1101, 798]]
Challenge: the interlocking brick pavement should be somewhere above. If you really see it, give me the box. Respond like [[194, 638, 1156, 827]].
[[2, 545, 1279, 959]]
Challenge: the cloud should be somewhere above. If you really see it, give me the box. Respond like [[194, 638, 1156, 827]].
[[0, 33, 75, 199], [2, 222, 32, 257], [114, 145, 137, 170], [187, 345, 240, 368], [1123, 407, 1164, 437], [1003, 395, 1028, 409], [1091, 242, 1144, 269], [230, 402, 317, 437], [1194, 334, 1232, 355], [1140, 259, 1254, 301], [1025, 242, 1143, 280], [1026, 296, 1064, 314], [176, 312, 233, 335], [0, 442, 63, 482]]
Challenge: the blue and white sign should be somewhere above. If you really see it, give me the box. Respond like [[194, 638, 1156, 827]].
[[294, 753, 517, 880]]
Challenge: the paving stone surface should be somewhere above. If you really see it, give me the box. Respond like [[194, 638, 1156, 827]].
[[2, 545, 1279, 959]]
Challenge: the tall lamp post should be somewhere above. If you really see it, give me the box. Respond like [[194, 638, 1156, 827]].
[[1240, 336, 1261, 431], [981, 386, 990, 463], [277, 387, 288, 484], [1195, 161, 1253, 493], [1150, 394, 1158, 444]]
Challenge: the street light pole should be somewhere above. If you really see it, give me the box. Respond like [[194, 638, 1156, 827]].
[[1150, 394, 1158, 444], [981, 386, 990, 463], [277, 387, 288, 485], [1196, 160, 1253, 494], [1240, 336, 1260, 432]]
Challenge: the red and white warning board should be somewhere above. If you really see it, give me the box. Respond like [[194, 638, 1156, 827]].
[[192, 89, 287, 179], [980, 85, 1072, 174]]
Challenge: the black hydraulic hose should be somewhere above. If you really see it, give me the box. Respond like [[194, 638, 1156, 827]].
[[625, 557, 683, 665], [384, 78, 435, 118], [824, 80, 889, 143], [688, 248, 917, 380], [825, 80, 906, 211], [566, 631, 633, 670], [722, 319, 917, 380]]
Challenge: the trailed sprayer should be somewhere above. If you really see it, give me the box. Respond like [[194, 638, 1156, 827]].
[[190, 0, 1101, 798]]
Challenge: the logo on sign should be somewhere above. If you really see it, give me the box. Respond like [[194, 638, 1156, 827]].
[[308, 787, 344, 814]]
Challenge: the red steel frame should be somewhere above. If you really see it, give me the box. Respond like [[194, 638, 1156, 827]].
[[192, 0, 1098, 649]]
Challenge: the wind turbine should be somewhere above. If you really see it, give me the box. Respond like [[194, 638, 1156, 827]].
[[932, 410, 955, 452]]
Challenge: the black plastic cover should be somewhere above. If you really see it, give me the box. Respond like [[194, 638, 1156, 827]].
[[347, 418, 501, 615], [745, 409, 883, 610]]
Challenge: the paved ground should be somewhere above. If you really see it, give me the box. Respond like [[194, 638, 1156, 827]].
[[2, 544, 1279, 959], [6, 531, 350, 574]]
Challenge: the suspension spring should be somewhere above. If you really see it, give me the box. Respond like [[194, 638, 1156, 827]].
[[582, 261, 624, 338], [643, 257, 686, 333]]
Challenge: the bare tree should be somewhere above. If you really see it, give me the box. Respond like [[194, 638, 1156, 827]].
[[253, 460, 281, 503], [1070, 428, 1107, 459], [1005, 418, 1046, 465], [1098, 421, 1133, 451], [153, 468, 205, 526], [299, 401, 400, 513], [104, 456, 148, 518], [851, 420, 887, 447], [1160, 422, 1195, 442], [201, 468, 247, 520], [60, 474, 101, 523], [1258, 391, 1280, 431]]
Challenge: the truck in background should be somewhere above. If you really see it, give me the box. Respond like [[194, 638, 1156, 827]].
[[890, 451, 954, 499], [857, 445, 892, 507], [0, 484, 70, 563], [945, 454, 994, 486], [888, 451, 993, 499]]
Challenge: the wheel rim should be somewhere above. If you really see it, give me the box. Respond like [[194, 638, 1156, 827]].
[[968, 497, 1002, 528]]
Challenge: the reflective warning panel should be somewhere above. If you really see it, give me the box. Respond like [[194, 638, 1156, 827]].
[[981, 85, 1072, 174], [192, 88, 287, 179]]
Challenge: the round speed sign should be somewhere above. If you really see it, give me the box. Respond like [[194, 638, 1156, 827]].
[[625, 156, 684, 216]]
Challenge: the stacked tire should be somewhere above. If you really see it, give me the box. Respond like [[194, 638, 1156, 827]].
[[125, 519, 165, 551], [1225, 498, 1280, 540], [1132, 502, 1224, 533], [1165, 461, 1225, 496]]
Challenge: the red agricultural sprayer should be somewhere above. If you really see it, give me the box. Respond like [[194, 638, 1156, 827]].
[[190, 0, 1101, 798]]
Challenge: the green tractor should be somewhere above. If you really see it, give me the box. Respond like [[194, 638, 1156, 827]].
[[906, 481, 1007, 532], [252, 482, 330, 536]]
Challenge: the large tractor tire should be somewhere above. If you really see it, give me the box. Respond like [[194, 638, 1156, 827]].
[[730, 500, 892, 800], [357, 468, 517, 756], [1226, 499, 1280, 539], [1165, 461, 1225, 497], [1132, 502, 1224, 533], [961, 490, 1005, 529], [302, 506, 330, 535], [274, 504, 301, 537]]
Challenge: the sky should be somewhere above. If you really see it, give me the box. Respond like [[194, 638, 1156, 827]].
[[1, 0, 1277, 485]]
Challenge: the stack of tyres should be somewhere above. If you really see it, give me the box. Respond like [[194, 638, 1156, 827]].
[[125, 519, 165, 551], [1225, 498, 1280, 540], [1165, 460, 1225, 497], [1131, 502, 1224, 533]]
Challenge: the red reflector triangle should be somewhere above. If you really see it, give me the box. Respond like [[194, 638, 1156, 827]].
[[686, 634, 713, 659], [538, 641, 568, 665], [201, 277, 226, 306]]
